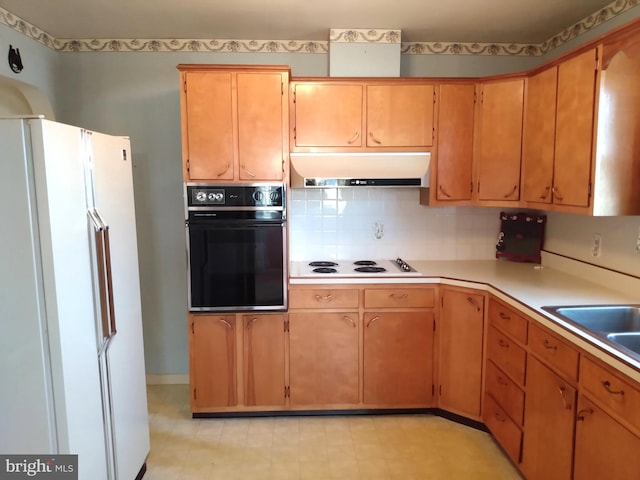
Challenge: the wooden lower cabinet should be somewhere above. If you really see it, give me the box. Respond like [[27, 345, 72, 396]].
[[574, 395, 640, 480], [243, 314, 286, 407], [438, 287, 485, 418], [190, 315, 237, 410], [521, 355, 576, 480], [288, 312, 359, 406], [363, 311, 434, 405], [483, 392, 523, 464]]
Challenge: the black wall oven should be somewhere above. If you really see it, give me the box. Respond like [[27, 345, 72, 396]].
[[185, 183, 287, 312]]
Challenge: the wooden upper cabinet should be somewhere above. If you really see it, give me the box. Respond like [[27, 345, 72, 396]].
[[431, 84, 476, 202], [366, 84, 434, 148], [476, 78, 524, 202], [237, 72, 288, 181], [182, 72, 234, 181], [292, 83, 363, 148], [553, 48, 598, 208], [522, 67, 557, 205], [591, 31, 640, 215], [179, 65, 289, 182], [290, 80, 434, 152]]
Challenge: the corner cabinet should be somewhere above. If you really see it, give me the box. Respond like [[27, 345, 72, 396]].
[[437, 286, 485, 419], [178, 65, 289, 182], [290, 79, 435, 152], [523, 25, 640, 215]]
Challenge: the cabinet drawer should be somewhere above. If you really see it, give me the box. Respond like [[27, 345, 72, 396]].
[[488, 298, 528, 344], [580, 356, 640, 433], [529, 323, 579, 382], [485, 360, 525, 425], [364, 288, 435, 308], [483, 393, 522, 464], [487, 325, 527, 385], [289, 288, 359, 309]]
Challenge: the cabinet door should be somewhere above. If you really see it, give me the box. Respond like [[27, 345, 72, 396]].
[[438, 288, 484, 418], [477, 79, 524, 201], [523, 67, 557, 204], [292, 83, 363, 147], [243, 314, 285, 407], [288, 312, 359, 405], [574, 395, 640, 480], [553, 48, 597, 207], [521, 356, 576, 480], [434, 84, 475, 201], [190, 315, 237, 409], [366, 84, 434, 147], [183, 72, 234, 180], [237, 72, 286, 181], [364, 312, 434, 405]]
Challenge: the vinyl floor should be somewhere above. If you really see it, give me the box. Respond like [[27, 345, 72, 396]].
[[145, 384, 522, 479]]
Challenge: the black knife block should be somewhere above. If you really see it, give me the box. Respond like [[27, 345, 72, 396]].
[[495, 212, 546, 263]]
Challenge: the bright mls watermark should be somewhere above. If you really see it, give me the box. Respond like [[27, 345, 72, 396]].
[[0, 455, 77, 479]]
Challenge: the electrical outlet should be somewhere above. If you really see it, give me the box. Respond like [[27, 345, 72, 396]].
[[592, 233, 602, 257]]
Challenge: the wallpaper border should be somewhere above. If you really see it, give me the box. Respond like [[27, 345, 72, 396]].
[[1, 0, 638, 56]]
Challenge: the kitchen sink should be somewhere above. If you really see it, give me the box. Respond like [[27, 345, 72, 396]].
[[542, 305, 640, 359], [543, 305, 640, 333], [606, 332, 640, 355]]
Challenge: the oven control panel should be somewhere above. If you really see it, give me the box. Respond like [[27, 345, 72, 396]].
[[186, 184, 284, 208]]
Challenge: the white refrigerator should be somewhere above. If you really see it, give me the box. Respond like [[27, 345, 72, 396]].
[[0, 117, 150, 480]]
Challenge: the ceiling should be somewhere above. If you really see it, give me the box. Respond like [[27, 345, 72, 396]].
[[0, 0, 617, 44]]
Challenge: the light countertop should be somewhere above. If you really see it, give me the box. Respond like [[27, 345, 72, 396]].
[[289, 258, 640, 381]]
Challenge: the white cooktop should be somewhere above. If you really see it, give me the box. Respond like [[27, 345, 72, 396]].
[[290, 259, 423, 278]]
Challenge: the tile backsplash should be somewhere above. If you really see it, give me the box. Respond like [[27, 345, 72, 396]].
[[288, 188, 502, 261]]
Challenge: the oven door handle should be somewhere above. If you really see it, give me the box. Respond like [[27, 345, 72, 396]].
[[186, 221, 286, 228]]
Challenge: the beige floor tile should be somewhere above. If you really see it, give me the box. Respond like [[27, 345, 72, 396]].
[[146, 385, 522, 480]]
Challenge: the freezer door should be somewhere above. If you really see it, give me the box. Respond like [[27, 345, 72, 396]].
[[88, 131, 150, 479]]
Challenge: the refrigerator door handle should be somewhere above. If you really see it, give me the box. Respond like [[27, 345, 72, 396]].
[[89, 211, 111, 341], [103, 226, 117, 336]]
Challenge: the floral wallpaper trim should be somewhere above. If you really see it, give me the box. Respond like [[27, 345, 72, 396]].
[[1, 0, 638, 56], [329, 29, 401, 43]]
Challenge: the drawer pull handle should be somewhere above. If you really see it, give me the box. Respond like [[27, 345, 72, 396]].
[[503, 185, 518, 198], [216, 162, 231, 177], [369, 132, 382, 145], [498, 312, 511, 320], [576, 408, 593, 421], [245, 317, 258, 329], [602, 380, 624, 396], [543, 339, 557, 350], [390, 293, 409, 300], [347, 131, 360, 145], [494, 411, 505, 423], [366, 316, 380, 328], [466, 296, 481, 312], [497, 376, 509, 387], [438, 185, 451, 198], [315, 294, 333, 301], [540, 186, 551, 200], [342, 316, 357, 328], [498, 339, 510, 349], [218, 318, 233, 330], [241, 164, 257, 178], [558, 386, 571, 410]]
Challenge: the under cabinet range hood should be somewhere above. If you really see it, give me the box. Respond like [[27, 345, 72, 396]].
[[289, 152, 431, 188]]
